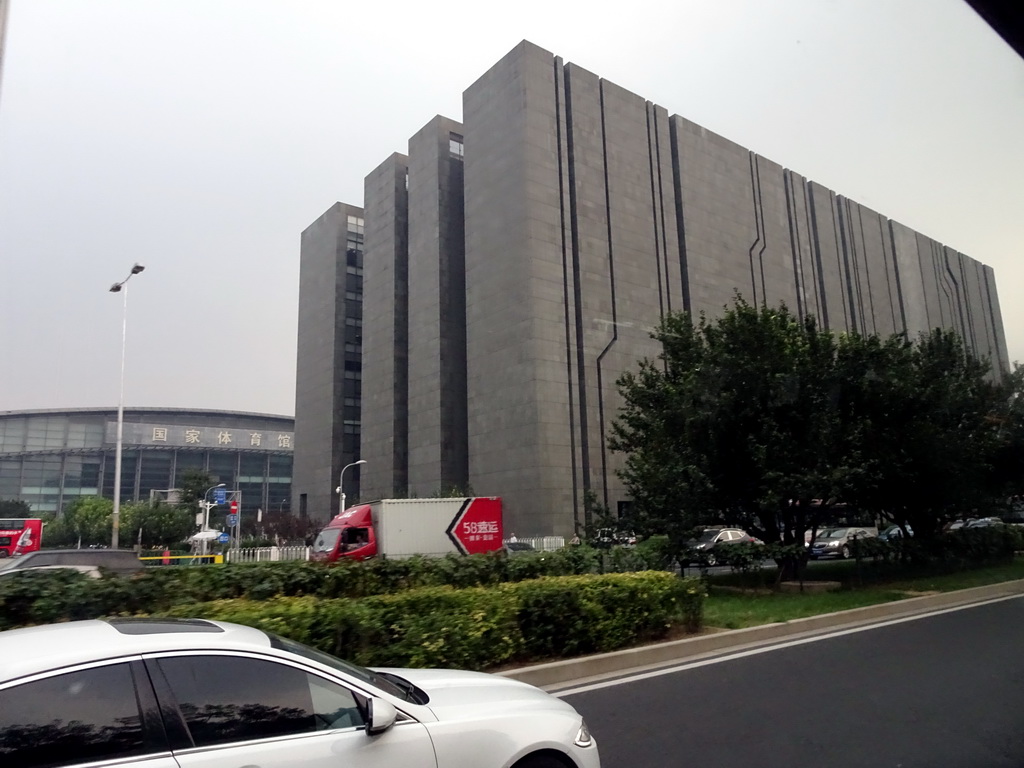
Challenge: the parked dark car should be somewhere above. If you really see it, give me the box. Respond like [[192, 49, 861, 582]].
[[808, 527, 875, 559], [686, 527, 761, 566], [504, 541, 537, 556], [878, 524, 914, 542], [0, 549, 143, 575]]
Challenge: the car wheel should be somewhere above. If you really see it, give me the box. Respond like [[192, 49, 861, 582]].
[[514, 755, 570, 768], [706, 553, 717, 567], [841, 545, 851, 559]]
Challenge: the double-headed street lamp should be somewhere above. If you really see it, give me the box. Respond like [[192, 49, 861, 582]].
[[336, 460, 366, 515], [109, 263, 145, 549], [198, 483, 226, 557]]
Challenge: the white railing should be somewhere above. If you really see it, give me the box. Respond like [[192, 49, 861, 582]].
[[226, 545, 310, 563], [505, 536, 565, 551]]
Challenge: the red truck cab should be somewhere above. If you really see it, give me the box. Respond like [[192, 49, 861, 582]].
[[311, 505, 376, 562]]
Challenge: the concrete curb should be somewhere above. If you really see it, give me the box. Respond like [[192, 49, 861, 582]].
[[497, 578, 1024, 689]]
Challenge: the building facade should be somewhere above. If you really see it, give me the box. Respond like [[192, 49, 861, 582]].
[[320, 41, 1007, 535], [292, 203, 365, 522], [0, 408, 293, 516]]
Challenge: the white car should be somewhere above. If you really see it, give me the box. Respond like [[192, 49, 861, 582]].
[[0, 618, 599, 768]]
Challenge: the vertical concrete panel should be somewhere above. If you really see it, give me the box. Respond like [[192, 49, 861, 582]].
[[361, 157, 408, 500], [671, 116, 760, 318], [750, 154, 799, 312], [651, 105, 683, 313], [940, 246, 968, 342], [915, 233, 942, 334], [406, 116, 468, 496], [595, 78, 668, 514], [553, 55, 584, 533], [982, 264, 1010, 374], [807, 182, 851, 332], [562, 62, 608, 523], [958, 251, 986, 360], [783, 170, 819, 322], [845, 201, 899, 338], [890, 220, 926, 337], [464, 41, 567, 535]]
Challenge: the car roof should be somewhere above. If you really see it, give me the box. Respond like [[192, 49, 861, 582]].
[[0, 619, 274, 685]]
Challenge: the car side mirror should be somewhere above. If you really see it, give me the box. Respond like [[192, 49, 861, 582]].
[[366, 697, 398, 735]]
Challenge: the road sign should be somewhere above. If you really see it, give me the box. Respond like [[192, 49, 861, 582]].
[[214, 487, 226, 505], [217, 532, 230, 544], [445, 498, 504, 556], [226, 513, 238, 527]]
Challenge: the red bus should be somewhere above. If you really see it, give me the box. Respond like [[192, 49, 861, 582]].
[[0, 518, 43, 558]]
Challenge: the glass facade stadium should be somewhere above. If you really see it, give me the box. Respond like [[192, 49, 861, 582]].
[[0, 408, 293, 517]]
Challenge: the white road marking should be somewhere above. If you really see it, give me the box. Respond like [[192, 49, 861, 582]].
[[554, 593, 1024, 697]]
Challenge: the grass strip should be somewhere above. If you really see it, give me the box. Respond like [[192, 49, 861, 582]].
[[703, 588, 908, 630], [702, 557, 1024, 631]]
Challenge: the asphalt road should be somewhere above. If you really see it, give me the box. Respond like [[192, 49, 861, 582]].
[[559, 595, 1024, 768]]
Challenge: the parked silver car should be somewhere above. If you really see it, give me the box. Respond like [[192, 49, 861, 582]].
[[808, 527, 876, 559], [0, 618, 600, 768]]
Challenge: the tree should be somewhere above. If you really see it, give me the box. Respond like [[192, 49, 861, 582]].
[[987, 364, 1024, 515], [119, 502, 194, 549], [610, 300, 859, 560], [610, 298, 1004, 571], [177, 469, 216, 509], [0, 499, 32, 517], [841, 328, 1002, 539], [46, 497, 114, 547]]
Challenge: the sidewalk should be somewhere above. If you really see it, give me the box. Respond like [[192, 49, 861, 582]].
[[497, 578, 1024, 690]]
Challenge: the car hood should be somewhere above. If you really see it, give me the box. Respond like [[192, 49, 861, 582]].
[[375, 668, 578, 720]]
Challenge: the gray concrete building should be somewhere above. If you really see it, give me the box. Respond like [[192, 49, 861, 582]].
[[292, 203, 364, 521], [325, 40, 1007, 535]]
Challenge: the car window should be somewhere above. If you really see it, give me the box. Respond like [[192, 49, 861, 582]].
[[0, 662, 148, 768], [156, 655, 364, 748]]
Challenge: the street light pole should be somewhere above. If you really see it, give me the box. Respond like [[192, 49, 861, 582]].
[[336, 460, 366, 515], [199, 483, 226, 557], [109, 263, 145, 549]]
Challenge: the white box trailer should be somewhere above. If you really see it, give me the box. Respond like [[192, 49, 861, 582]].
[[311, 497, 504, 561]]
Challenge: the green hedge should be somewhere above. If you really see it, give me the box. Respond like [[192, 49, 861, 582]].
[[149, 572, 703, 670], [0, 547, 635, 630]]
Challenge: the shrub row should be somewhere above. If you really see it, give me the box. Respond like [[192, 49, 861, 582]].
[[150, 572, 704, 670], [0, 544, 679, 630]]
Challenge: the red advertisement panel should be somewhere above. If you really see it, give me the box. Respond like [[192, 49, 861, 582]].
[[446, 498, 503, 555]]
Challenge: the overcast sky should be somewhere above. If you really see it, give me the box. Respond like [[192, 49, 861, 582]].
[[1, 0, 1021, 417]]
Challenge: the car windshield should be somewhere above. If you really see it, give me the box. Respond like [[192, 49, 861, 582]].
[[312, 528, 341, 553], [822, 529, 848, 539], [698, 530, 720, 542], [267, 633, 415, 702]]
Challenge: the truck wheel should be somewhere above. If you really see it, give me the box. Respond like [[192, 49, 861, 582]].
[[841, 545, 851, 559]]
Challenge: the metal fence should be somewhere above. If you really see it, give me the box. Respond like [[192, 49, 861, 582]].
[[225, 546, 310, 564], [505, 536, 565, 551]]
